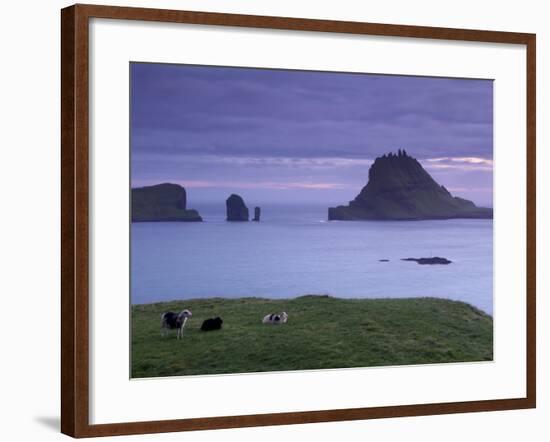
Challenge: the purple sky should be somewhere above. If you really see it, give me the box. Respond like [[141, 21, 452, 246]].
[[131, 63, 493, 206]]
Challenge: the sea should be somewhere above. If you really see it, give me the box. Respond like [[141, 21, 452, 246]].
[[131, 203, 493, 315]]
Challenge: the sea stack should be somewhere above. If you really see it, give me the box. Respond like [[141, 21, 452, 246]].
[[328, 150, 493, 221], [252, 207, 261, 222], [226, 194, 249, 221], [132, 183, 203, 222]]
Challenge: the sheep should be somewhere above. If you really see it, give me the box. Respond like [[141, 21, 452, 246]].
[[262, 311, 288, 325], [200, 317, 223, 331], [160, 309, 192, 339]]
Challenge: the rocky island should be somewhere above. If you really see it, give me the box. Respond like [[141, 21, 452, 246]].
[[329, 150, 493, 221], [226, 194, 249, 221], [402, 257, 452, 265], [132, 183, 203, 222]]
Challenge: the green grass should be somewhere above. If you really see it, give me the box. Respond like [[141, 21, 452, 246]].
[[131, 295, 493, 378]]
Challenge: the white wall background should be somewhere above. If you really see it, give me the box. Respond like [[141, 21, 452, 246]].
[[0, 0, 546, 440]]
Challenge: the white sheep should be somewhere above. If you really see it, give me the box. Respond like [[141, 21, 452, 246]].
[[262, 312, 288, 325]]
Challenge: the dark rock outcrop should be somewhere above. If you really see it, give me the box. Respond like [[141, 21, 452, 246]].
[[132, 183, 202, 222], [402, 257, 452, 265], [252, 207, 261, 222], [328, 150, 493, 221], [226, 194, 249, 221]]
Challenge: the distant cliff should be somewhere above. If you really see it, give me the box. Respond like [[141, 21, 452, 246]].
[[329, 150, 493, 221], [132, 183, 203, 222], [226, 194, 249, 221]]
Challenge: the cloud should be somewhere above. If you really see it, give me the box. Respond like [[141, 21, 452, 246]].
[[427, 157, 493, 165], [134, 152, 491, 174], [422, 157, 493, 171], [130, 63, 494, 204], [134, 179, 348, 191], [446, 187, 493, 193], [131, 63, 493, 161], [134, 153, 375, 169]]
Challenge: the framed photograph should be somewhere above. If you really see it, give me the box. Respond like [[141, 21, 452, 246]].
[[61, 4, 536, 438]]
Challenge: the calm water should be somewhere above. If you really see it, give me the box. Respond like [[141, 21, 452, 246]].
[[131, 203, 493, 314]]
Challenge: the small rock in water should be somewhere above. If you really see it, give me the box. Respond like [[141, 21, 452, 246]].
[[402, 257, 452, 265], [252, 206, 261, 222]]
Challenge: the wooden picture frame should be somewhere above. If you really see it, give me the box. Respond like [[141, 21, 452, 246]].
[[61, 3, 536, 438]]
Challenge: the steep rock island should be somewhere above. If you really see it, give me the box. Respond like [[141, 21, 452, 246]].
[[132, 183, 203, 222], [226, 194, 249, 221], [328, 151, 493, 221]]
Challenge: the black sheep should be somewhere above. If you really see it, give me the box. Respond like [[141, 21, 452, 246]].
[[201, 317, 223, 331]]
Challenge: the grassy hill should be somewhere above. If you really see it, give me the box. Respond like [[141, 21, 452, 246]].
[[131, 295, 493, 378]]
